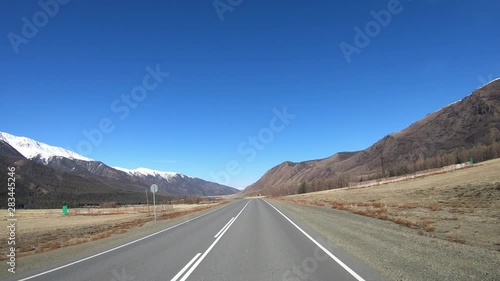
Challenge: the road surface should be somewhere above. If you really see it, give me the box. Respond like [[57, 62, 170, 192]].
[[8, 199, 386, 281]]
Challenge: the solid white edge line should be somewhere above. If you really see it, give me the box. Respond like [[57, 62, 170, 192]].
[[179, 200, 250, 281], [16, 202, 235, 281], [214, 217, 235, 238], [263, 199, 366, 281], [170, 253, 201, 281]]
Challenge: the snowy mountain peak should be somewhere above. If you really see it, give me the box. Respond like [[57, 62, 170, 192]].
[[113, 166, 193, 181], [0, 132, 93, 164]]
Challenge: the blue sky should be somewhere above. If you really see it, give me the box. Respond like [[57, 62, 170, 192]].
[[1, 0, 499, 189]]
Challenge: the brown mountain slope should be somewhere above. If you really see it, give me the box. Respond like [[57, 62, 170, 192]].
[[245, 79, 500, 195]]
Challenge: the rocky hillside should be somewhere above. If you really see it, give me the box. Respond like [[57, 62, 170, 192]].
[[245, 79, 500, 195]]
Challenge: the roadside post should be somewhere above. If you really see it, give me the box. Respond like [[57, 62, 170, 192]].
[[150, 184, 158, 222], [145, 188, 150, 214]]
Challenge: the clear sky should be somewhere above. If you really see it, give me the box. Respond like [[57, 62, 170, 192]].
[[1, 0, 499, 189]]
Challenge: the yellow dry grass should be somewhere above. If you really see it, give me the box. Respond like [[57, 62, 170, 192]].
[[281, 158, 500, 251], [0, 202, 226, 260]]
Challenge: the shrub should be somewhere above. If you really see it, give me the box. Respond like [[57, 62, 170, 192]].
[[99, 201, 117, 208]]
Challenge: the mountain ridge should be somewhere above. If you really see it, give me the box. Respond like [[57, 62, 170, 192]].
[[0, 132, 239, 207], [0, 131, 190, 179], [0, 132, 93, 163], [245, 78, 500, 195]]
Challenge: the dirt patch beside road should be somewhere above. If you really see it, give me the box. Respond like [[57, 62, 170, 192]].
[[0, 202, 226, 260], [271, 199, 500, 281], [280, 158, 500, 252]]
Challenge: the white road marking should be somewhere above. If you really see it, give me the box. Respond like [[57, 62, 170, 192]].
[[178, 200, 250, 281], [263, 199, 366, 281], [16, 203, 234, 281], [170, 253, 201, 281], [214, 217, 235, 238]]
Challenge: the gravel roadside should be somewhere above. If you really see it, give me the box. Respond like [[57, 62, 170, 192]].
[[0, 201, 233, 280], [270, 199, 500, 281]]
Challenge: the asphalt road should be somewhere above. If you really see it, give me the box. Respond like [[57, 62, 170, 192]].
[[7, 199, 386, 281]]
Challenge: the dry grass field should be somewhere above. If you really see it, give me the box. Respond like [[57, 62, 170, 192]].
[[0, 202, 226, 260], [280, 158, 500, 252]]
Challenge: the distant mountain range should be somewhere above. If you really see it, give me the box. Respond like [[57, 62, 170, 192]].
[[0, 132, 238, 208], [245, 78, 500, 195]]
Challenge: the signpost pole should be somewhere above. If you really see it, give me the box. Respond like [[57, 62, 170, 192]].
[[146, 188, 150, 215], [153, 190, 156, 222], [150, 184, 158, 223]]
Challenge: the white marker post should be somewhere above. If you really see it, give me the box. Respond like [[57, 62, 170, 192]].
[[150, 184, 158, 222]]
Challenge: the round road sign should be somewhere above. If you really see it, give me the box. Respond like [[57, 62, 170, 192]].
[[150, 184, 158, 193]]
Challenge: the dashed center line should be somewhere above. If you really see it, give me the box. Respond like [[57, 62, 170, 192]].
[[214, 217, 235, 238], [170, 253, 201, 281], [172, 200, 250, 281]]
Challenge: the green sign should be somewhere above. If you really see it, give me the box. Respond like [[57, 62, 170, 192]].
[[62, 205, 68, 215]]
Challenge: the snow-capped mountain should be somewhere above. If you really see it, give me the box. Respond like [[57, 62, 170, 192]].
[[0, 132, 93, 164], [113, 166, 191, 182], [0, 131, 239, 198]]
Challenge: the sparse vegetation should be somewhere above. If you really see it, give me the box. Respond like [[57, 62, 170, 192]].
[[0, 154, 230, 209], [99, 201, 117, 208], [298, 182, 307, 194], [278, 158, 500, 252], [0, 201, 228, 260]]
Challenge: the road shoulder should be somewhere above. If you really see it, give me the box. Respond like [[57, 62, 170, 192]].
[[270, 199, 500, 281]]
